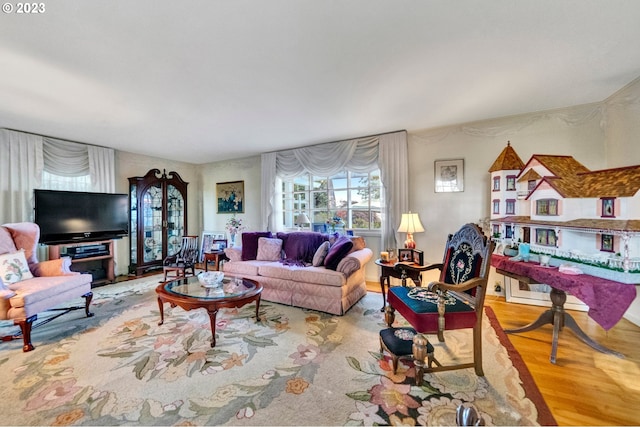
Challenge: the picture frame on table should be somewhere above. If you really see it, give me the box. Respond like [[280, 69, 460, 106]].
[[200, 231, 227, 262], [434, 159, 464, 192], [412, 249, 424, 266], [398, 248, 413, 262], [217, 180, 244, 213]]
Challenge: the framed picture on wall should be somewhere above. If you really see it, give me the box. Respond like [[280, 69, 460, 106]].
[[435, 159, 464, 192], [217, 180, 244, 213]]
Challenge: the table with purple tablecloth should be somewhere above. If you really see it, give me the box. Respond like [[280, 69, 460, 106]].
[[491, 255, 635, 362]]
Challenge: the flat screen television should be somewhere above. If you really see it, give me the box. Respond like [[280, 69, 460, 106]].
[[34, 189, 129, 244]]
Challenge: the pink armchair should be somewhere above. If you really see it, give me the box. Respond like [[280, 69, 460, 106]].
[[1, 222, 93, 351]]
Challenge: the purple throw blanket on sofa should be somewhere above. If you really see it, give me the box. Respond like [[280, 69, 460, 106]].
[[277, 231, 328, 264]]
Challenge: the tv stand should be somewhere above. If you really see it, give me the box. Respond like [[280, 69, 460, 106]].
[[49, 240, 115, 286]]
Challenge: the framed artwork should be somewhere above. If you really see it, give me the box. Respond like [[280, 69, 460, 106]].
[[412, 249, 424, 265], [435, 159, 464, 192], [398, 248, 413, 262], [200, 231, 227, 261], [217, 181, 244, 213]]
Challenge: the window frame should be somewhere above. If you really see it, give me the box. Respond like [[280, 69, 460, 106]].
[[536, 198, 558, 216], [281, 170, 382, 232]]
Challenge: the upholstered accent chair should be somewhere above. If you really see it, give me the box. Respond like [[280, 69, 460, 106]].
[[163, 235, 199, 281], [381, 223, 494, 384]]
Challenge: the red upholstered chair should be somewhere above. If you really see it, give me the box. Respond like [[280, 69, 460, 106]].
[[381, 223, 494, 384]]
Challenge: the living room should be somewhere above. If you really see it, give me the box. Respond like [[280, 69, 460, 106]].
[[2, 2, 640, 425]]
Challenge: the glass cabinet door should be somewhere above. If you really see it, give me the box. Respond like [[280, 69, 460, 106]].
[[142, 183, 164, 262], [166, 184, 185, 257]]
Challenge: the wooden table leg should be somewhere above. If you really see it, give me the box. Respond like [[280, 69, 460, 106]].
[[207, 309, 219, 347], [379, 275, 388, 312], [506, 287, 623, 363], [157, 297, 165, 325], [255, 297, 261, 321]]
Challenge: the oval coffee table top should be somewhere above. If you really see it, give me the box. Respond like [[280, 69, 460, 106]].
[[160, 275, 261, 301]]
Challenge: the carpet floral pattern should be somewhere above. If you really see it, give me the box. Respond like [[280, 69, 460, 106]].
[[0, 276, 553, 426]]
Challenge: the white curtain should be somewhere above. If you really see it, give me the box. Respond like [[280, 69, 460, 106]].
[[260, 130, 408, 245], [378, 131, 409, 251], [0, 129, 43, 223], [88, 145, 116, 192], [1, 129, 116, 224]]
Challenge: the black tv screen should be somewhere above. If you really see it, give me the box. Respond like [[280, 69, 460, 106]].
[[34, 189, 129, 244]]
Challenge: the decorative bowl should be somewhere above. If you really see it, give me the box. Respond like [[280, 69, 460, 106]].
[[198, 271, 224, 288]]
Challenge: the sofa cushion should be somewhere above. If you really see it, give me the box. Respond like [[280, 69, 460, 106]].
[[324, 237, 354, 270], [0, 249, 34, 284], [241, 231, 273, 261], [258, 263, 346, 287], [256, 237, 283, 261], [312, 241, 331, 267], [277, 231, 328, 263], [224, 246, 243, 262], [2, 222, 40, 265], [223, 260, 272, 276]]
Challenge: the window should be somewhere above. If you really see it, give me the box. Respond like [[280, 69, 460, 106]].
[[506, 175, 516, 191], [492, 177, 500, 191], [536, 229, 557, 246], [506, 199, 516, 215], [492, 199, 500, 214], [601, 234, 614, 252], [281, 170, 381, 231], [602, 198, 615, 217], [505, 225, 513, 239], [492, 224, 500, 237], [536, 199, 558, 216], [527, 180, 536, 192], [41, 171, 91, 192]]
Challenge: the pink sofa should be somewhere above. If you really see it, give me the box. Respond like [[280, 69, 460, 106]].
[[0, 222, 93, 351], [222, 232, 373, 315]]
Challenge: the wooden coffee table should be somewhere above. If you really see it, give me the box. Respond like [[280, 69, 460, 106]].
[[156, 275, 262, 347]]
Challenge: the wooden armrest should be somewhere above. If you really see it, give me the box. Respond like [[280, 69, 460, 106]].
[[427, 277, 486, 294]]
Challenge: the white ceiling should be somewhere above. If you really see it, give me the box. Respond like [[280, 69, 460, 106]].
[[1, 0, 639, 164]]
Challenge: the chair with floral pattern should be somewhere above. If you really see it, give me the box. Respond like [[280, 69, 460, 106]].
[[380, 223, 494, 385]]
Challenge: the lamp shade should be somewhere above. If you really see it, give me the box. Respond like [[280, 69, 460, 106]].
[[397, 212, 424, 234], [295, 213, 311, 226]]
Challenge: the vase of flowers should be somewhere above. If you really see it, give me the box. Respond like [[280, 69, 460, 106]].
[[225, 215, 245, 247], [326, 215, 345, 234]]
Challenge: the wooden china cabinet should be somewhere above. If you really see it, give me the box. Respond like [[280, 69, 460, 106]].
[[128, 169, 188, 276]]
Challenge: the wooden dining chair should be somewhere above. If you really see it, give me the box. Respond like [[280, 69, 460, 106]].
[[163, 235, 199, 281]]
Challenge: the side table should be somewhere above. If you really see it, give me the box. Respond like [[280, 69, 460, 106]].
[[204, 250, 229, 272], [375, 259, 440, 312]]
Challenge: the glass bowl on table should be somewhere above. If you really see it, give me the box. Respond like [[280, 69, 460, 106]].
[[198, 271, 224, 288]]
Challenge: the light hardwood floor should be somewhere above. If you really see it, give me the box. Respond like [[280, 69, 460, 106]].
[[366, 281, 640, 426]]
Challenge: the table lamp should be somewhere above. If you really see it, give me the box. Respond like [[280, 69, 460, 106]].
[[295, 213, 311, 231], [398, 212, 424, 249]]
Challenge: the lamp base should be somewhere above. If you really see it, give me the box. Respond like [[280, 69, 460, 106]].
[[404, 233, 416, 249]]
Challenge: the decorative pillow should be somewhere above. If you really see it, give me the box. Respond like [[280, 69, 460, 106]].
[[348, 236, 366, 253], [0, 249, 34, 284], [31, 257, 76, 277], [324, 236, 354, 271], [241, 232, 273, 261], [224, 246, 243, 262], [312, 241, 331, 267], [277, 232, 328, 263], [256, 237, 283, 261]]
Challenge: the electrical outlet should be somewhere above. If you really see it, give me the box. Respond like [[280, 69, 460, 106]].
[[494, 280, 502, 292]]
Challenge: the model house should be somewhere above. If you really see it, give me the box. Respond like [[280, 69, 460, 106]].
[[1, 3, 640, 425], [489, 143, 640, 283]]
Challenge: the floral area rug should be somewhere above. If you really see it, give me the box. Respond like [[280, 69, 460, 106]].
[[0, 276, 555, 426]]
